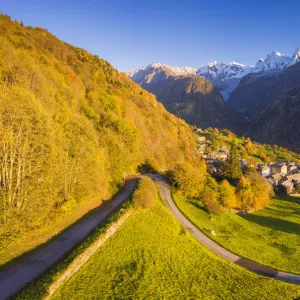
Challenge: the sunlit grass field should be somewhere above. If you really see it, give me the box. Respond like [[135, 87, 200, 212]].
[[175, 194, 300, 274], [50, 200, 300, 299]]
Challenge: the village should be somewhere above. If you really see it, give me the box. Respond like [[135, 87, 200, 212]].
[[196, 130, 300, 195]]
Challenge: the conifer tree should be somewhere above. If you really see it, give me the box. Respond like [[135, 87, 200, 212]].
[[223, 141, 243, 181]]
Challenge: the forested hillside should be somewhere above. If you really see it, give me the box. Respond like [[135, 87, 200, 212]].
[[0, 15, 205, 251]]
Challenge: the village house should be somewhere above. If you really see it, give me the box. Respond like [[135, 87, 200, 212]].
[[278, 180, 294, 195], [258, 164, 271, 177], [286, 173, 300, 184], [197, 144, 206, 154], [219, 145, 229, 154], [198, 136, 206, 143], [287, 162, 298, 173], [271, 173, 284, 186], [271, 163, 287, 176], [215, 153, 228, 161], [240, 159, 248, 170], [205, 158, 216, 167], [207, 151, 219, 159]]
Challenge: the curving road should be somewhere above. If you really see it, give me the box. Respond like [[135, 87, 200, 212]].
[[0, 177, 138, 300], [150, 174, 300, 285], [1, 173, 299, 300]]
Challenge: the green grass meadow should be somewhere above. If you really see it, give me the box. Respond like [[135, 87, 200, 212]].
[[49, 200, 300, 300], [175, 194, 300, 274]]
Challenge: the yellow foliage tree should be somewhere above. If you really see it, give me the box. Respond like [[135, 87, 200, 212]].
[[219, 180, 237, 208]]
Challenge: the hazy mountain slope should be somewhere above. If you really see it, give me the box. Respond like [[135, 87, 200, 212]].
[[0, 14, 204, 249], [128, 64, 229, 129], [247, 84, 300, 152], [156, 76, 229, 129], [228, 62, 300, 119]]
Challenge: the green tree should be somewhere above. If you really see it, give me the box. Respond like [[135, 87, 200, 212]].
[[223, 141, 243, 181]]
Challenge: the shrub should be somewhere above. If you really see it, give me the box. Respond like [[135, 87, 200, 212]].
[[199, 185, 220, 214], [237, 174, 273, 210], [132, 178, 158, 209], [219, 180, 237, 208]]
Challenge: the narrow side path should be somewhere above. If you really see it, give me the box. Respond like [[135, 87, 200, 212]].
[[0, 178, 138, 300], [150, 174, 300, 285]]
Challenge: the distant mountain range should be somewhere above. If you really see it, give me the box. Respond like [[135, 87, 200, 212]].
[[127, 49, 300, 152], [127, 63, 228, 129], [128, 49, 300, 100]]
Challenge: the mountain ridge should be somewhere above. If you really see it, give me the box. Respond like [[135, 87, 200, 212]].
[[128, 49, 300, 100]]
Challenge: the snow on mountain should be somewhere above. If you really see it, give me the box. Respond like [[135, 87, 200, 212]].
[[292, 48, 300, 64], [196, 61, 251, 82], [127, 62, 196, 85], [127, 49, 300, 100], [252, 51, 293, 73], [196, 50, 299, 84], [169, 65, 197, 75]]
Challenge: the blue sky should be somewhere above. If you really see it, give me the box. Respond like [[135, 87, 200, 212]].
[[1, 0, 299, 71]]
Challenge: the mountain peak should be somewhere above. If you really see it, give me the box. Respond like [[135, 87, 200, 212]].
[[292, 48, 300, 62], [208, 61, 218, 67], [128, 48, 300, 100], [229, 61, 246, 67], [254, 51, 293, 72], [147, 62, 163, 69], [270, 51, 284, 57]]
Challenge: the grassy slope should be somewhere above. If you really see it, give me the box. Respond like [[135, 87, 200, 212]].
[[48, 201, 300, 300], [175, 194, 300, 274]]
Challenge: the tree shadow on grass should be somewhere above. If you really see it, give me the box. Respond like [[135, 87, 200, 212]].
[[190, 201, 205, 211], [264, 197, 300, 219], [241, 214, 300, 235], [274, 195, 300, 206]]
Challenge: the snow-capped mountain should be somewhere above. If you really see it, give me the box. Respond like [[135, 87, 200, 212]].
[[195, 61, 252, 100], [196, 61, 251, 82], [167, 65, 197, 76], [127, 48, 300, 100], [252, 51, 293, 73], [127, 62, 196, 85], [292, 49, 300, 64]]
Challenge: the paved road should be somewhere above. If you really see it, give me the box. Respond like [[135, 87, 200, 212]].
[[0, 177, 138, 300], [150, 174, 300, 285]]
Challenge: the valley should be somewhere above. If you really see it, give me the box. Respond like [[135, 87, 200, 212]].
[[0, 4, 300, 299], [128, 50, 300, 151]]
